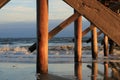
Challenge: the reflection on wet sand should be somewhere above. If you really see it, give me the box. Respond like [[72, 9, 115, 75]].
[[109, 62, 120, 80], [91, 62, 98, 80], [74, 61, 120, 80], [74, 63, 82, 80], [36, 59, 120, 80], [36, 61, 120, 80], [86, 62, 98, 80], [104, 62, 108, 80]]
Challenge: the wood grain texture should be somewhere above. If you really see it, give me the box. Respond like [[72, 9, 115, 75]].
[[64, 0, 120, 45]]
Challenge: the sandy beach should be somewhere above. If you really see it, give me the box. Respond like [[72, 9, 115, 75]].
[[0, 54, 120, 80], [0, 41, 120, 80]]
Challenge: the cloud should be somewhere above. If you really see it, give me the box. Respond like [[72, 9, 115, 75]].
[[49, 0, 73, 20], [0, 0, 36, 23], [0, 6, 36, 23], [0, 0, 75, 23]]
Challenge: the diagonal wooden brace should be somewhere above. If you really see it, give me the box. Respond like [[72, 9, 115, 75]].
[[63, 0, 120, 45], [29, 12, 80, 52], [0, 0, 10, 9]]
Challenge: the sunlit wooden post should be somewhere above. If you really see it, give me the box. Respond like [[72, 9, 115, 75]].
[[74, 11, 82, 62], [104, 35, 109, 56], [91, 25, 98, 59], [37, 0, 48, 74]]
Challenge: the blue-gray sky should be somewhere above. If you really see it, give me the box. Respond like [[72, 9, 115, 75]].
[[0, 0, 89, 38]]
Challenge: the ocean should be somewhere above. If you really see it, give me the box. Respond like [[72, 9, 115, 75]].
[[0, 37, 101, 63], [0, 37, 120, 80]]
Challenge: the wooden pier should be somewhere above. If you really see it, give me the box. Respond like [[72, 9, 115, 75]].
[[36, 0, 48, 74], [36, 0, 120, 74], [1, 0, 120, 75]]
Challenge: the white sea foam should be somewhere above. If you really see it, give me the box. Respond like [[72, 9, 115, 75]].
[[0, 45, 30, 55]]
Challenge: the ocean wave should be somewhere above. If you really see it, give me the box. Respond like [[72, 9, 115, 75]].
[[0, 45, 30, 55]]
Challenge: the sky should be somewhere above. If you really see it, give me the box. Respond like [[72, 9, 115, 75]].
[[0, 0, 73, 23], [0, 0, 89, 38]]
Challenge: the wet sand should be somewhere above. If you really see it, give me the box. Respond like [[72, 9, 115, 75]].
[[0, 48, 120, 80], [0, 62, 73, 80], [0, 58, 120, 80], [38, 74, 70, 80]]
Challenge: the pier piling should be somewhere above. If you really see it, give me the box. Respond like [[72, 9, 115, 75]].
[[74, 11, 82, 62], [91, 26, 98, 59], [104, 35, 109, 56], [37, 0, 48, 74]]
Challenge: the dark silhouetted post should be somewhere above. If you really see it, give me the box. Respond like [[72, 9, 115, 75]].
[[37, 0, 48, 74]]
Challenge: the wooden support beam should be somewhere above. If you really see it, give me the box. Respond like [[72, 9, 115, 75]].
[[86, 30, 102, 43], [82, 25, 94, 36], [49, 12, 80, 39], [104, 35, 109, 56], [29, 13, 80, 52], [0, 0, 10, 9], [63, 0, 120, 45], [29, 23, 98, 53], [74, 13, 82, 62], [91, 26, 98, 59], [37, 0, 48, 74]]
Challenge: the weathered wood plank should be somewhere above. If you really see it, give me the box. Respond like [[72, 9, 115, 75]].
[[63, 0, 120, 45], [0, 0, 10, 9]]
